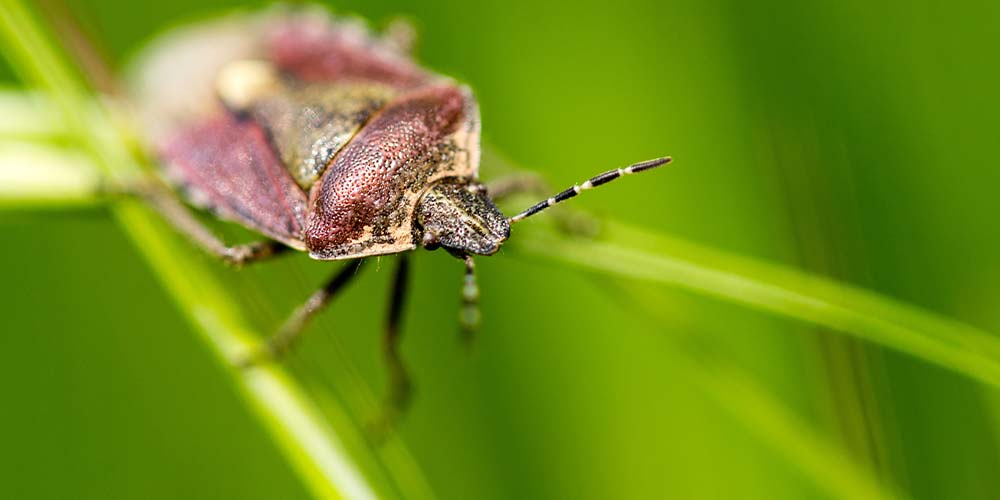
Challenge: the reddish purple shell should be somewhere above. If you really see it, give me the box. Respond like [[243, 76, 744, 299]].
[[155, 13, 481, 259]]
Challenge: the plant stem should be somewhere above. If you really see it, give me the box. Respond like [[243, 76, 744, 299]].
[[0, 141, 102, 208]]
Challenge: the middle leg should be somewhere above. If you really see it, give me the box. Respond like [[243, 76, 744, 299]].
[[371, 255, 413, 436]]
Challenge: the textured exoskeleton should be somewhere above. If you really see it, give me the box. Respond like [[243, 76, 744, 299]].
[[149, 12, 505, 260], [129, 8, 667, 429]]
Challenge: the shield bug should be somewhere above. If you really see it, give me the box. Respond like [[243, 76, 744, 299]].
[[131, 9, 670, 424]]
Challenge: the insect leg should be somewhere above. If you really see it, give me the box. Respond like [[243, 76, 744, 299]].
[[370, 255, 412, 437], [459, 255, 480, 345], [137, 180, 289, 266], [484, 173, 550, 202], [241, 259, 365, 366], [383, 18, 417, 54]]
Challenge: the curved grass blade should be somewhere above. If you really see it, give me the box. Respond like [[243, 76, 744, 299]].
[[0, 88, 69, 140], [1, 6, 997, 497], [613, 283, 906, 500], [2, 106, 998, 394], [0, 141, 102, 209], [516, 221, 1000, 389]]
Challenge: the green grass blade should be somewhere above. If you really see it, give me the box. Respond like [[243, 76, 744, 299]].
[[2, 104, 997, 392], [1, 6, 997, 497], [618, 284, 905, 500], [0, 2, 402, 499], [0, 141, 102, 208], [516, 221, 1000, 389], [670, 344, 902, 500], [0, 89, 69, 141]]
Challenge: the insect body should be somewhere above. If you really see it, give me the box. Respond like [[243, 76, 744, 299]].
[[134, 10, 669, 426]]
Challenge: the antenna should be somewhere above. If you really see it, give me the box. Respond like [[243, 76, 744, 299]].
[[507, 156, 672, 223]]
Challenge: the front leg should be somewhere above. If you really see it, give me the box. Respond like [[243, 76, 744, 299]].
[[485, 173, 549, 202], [240, 259, 365, 366], [459, 255, 480, 346]]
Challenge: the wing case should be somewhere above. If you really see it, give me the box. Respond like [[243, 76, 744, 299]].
[[140, 10, 482, 259], [305, 83, 480, 259], [160, 114, 309, 249]]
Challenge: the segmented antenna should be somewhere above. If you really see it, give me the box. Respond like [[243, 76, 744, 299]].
[[507, 156, 672, 224]]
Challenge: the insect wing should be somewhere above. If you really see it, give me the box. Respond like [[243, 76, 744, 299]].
[[161, 114, 309, 250], [246, 81, 399, 189]]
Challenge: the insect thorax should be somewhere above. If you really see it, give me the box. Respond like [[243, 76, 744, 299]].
[[217, 60, 401, 189]]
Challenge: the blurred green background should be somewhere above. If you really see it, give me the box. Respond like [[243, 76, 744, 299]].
[[2, 1, 999, 499]]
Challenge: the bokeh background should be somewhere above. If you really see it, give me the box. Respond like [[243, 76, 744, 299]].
[[2, 1, 999, 499]]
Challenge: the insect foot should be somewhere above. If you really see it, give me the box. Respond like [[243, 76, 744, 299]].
[[234, 345, 276, 370], [221, 241, 283, 267], [365, 378, 414, 445]]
